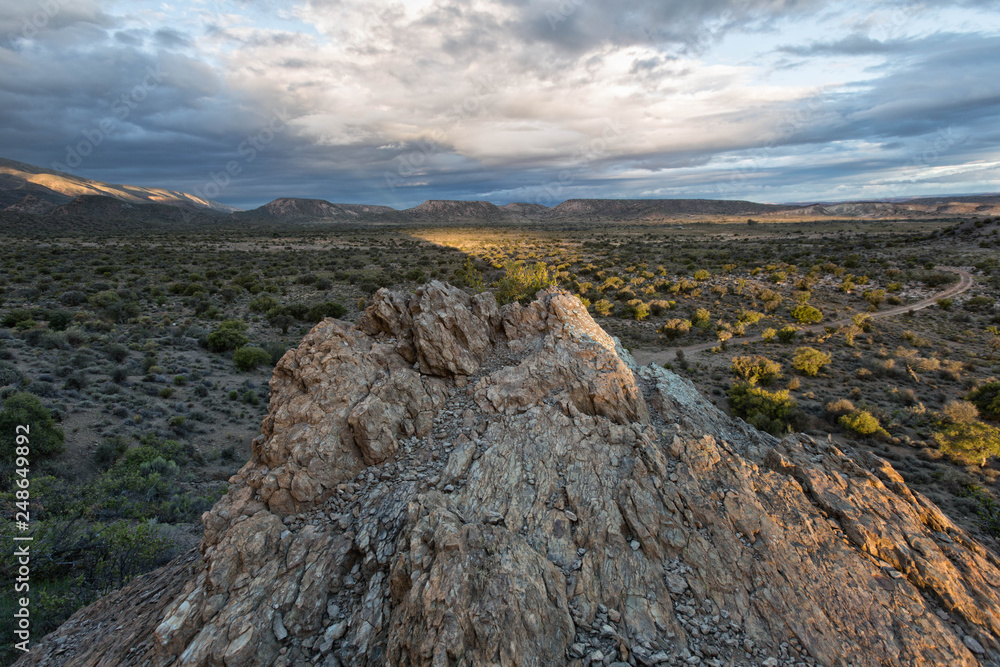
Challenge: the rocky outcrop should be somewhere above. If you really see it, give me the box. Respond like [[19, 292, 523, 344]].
[[18, 281, 1000, 667]]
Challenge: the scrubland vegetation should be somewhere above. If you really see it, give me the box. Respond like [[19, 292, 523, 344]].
[[1, 214, 998, 658]]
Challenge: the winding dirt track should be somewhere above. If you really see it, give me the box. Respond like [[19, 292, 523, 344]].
[[631, 267, 974, 366]]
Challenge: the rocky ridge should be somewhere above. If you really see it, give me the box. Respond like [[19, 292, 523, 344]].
[[17, 282, 1000, 667]]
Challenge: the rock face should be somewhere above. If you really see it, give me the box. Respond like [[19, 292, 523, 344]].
[[18, 281, 1000, 667]]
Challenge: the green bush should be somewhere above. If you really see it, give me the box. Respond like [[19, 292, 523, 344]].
[[658, 318, 691, 341], [0, 360, 23, 387], [493, 261, 556, 305], [0, 392, 65, 462], [777, 326, 799, 343], [592, 299, 613, 316], [968, 382, 1000, 420], [206, 319, 249, 353], [95, 436, 130, 468], [790, 304, 823, 324], [839, 410, 888, 438], [792, 347, 832, 377], [730, 356, 782, 387], [728, 382, 796, 436], [691, 308, 711, 328], [306, 301, 347, 322], [233, 346, 274, 372], [249, 294, 280, 313], [934, 421, 1000, 466], [622, 299, 649, 321]]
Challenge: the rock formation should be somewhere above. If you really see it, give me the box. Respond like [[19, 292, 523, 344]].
[[18, 282, 1000, 667]]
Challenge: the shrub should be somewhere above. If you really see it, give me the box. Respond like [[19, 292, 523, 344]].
[[839, 410, 888, 438], [730, 356, 782, 387], [592, 299, 613, 316], [261, 341, 291, 365], [941, 400, 979, 425], [649, 300, 674, 316], [622, 299, 649, 321], [0, 392, 65, 462], [103, 345, 129, 366], [693, 269, 710, 281], [968, 382, 1000, 420], [233, 346, 274, 372], [58, 290, 87, 306], [934, 421, 1000, 466], [306, 301, 347, 322], [965, 296, 994, 312], [777, 326, 799, 344], [825, 398, 855, 417], [0, 361, 23, 387], [863, 289, 886, 309], [95, 436, 130, 468], [493, 261, 556, 305], [658, 318, 691, 341], [455, 257, 485, 292], [790, 304, 823, 324], [206, 319, 249, 353], [761, 327, 777, 342], [792, 347, 832, 377], [1, 308, 35, 328], [692, 308, 711, 328], [249, 295, 279, 313], [728, 383, 796, 436]]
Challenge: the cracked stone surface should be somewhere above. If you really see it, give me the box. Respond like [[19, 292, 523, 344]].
[[17, 281, 1000, 667]]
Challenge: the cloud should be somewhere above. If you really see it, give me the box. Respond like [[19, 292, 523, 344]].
[[0, 0, 998, 208]]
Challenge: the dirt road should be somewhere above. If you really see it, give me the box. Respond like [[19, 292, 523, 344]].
[[630, 267, 974, 366]]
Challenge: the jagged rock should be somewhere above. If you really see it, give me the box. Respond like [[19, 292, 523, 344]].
[[17, 282, 1000, 667]]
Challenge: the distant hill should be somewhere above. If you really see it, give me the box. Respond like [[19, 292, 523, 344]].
[[540, 198, 797, 219], [236, 198, 398, 222], [0, 157, 238, 213], [774, 198, 1000, 219], [404, 200, 509, 221]]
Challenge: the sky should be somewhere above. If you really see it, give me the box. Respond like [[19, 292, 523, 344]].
[[1, 0, 999, 210]]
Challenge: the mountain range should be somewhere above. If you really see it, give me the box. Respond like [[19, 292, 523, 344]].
[[2, 156, 999, 225]]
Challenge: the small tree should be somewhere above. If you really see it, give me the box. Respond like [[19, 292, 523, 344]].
[[0, 392, 65, 462], [792, 347, 832, 377], [934, 421, 1000, 467]]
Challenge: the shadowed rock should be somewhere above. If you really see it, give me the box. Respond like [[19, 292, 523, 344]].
[[18, 282, 1000, 667]]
